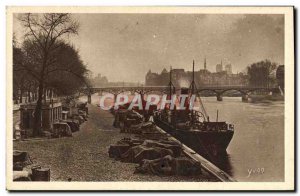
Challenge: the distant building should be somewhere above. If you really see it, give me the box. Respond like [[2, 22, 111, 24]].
[[92, 73, 141, 87], [145, 60, 248, 87], [146, 68, 172, 86], [216, 61, 223, 73], [92, 74, 108, 87], [225, 64, 232, 74], [172, 69, 185, 82], [161, 68, 168, 74]]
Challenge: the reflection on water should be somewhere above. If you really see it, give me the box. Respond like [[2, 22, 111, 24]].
[[201, 97, 284, 182]]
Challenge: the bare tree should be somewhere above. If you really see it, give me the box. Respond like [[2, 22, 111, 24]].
[[45, 42, 88, 96], [13, 37, 27, 104], [18, 13, 79, 136]]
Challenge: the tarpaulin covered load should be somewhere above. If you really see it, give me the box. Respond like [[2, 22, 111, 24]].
[[121, 145, 174, 163], [114, 110, 144, 132], [135, 155, 202, 176], [124, 120, 157, 134], [141, 140, 183, 157], [13, 171, 32, 181], [13, 151, 33, 181], [117, 138, 144, 146], [108, 138, 144, 158], [13, 150, 32, 170], [139, 122, 158, 133], [109, 138, 183, 163], [123, 122, 157, 134], [108, 144, 131, 159], [119, 139, 183, 163], [122, 117, 144, 133], [52, 122, 72, 137]]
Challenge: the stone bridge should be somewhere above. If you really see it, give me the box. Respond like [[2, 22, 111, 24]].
[[81, 85, 278, 103]]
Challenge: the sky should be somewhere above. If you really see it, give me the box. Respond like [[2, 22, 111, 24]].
[[13, 14, 284, 83]]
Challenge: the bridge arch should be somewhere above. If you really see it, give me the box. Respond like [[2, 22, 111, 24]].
[[218, 89, 248, 96], [196, 89, 218, 95]]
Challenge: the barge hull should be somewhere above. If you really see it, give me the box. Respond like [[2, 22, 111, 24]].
[[154, 119, 234, 159]]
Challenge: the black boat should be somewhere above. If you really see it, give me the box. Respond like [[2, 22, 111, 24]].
[[153, 61, 234, 161]]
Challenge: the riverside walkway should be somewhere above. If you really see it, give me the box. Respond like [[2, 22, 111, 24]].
[[13, 104, 218, 182]]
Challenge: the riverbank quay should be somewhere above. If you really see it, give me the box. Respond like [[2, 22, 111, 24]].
[[154, 126, 235, 182], [13, 104, 218, 182]]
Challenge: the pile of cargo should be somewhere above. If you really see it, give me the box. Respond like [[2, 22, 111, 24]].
[[108, 111, 203, 176], [53, 101, 89, 138], [109, 135, 202, 176], [13, 150, 50, 181], [14, 99, 89, 140]]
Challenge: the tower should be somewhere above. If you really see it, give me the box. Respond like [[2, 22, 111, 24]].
[[204, 57, 207, 70], [225, 64, 232, 74], [216, 61, 223, 73]]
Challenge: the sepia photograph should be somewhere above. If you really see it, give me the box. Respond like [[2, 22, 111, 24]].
[[6, 6, 294, 191]]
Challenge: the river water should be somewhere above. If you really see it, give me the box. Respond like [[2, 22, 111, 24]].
[[201, 97, 284, 182], [85, 95, 284, 182]]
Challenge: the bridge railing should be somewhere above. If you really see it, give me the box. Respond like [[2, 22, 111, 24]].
[[87, 85, 277, 90]]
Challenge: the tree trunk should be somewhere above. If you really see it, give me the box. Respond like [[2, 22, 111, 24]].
[[19, 88, 23, 103], [14, 93, 18, 104], [28, 90, 31, 102], [33, 81, 44, 137], [33, 90, 37, 101], [43, 88, 46, 103], [28, 84, 31, 102], [49, 88, 53, 101]]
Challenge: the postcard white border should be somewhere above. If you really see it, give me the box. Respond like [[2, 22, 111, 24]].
[[6, 6, 294, 191]]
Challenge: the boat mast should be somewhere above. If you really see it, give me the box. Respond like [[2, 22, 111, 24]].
[[191, 60, 195, 94], [168, 66, 177, 127], [190, 60, 196, 125], [189, 60, 209, 123], [169, 66, 172, 98]]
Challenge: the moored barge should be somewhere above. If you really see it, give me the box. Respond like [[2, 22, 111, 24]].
[[153, 61, 234, 162]]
